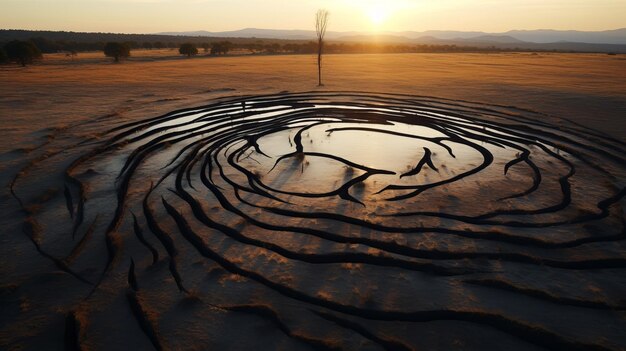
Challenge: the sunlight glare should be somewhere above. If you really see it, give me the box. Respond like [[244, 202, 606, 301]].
[[367, 4, 391, 27]]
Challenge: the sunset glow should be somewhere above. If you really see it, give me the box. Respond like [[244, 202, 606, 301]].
[[366, 4, 391, 27], [1, 0, 624, 33]]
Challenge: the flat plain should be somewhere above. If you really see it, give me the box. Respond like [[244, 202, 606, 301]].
[[1, 51, 625, 350]]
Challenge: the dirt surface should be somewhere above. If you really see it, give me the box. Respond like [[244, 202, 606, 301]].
[[1, 53, 625, 350]]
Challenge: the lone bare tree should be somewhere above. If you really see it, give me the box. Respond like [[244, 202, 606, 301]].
[[315, 9, 329, 86]]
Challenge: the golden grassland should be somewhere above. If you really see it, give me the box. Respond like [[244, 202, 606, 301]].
[[1, 50, 625, 154]]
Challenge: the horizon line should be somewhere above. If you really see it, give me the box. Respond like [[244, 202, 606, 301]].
[[1, 27, 625, 36]]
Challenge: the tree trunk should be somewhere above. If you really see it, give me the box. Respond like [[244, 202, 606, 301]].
[[317, 39, 323, 86]]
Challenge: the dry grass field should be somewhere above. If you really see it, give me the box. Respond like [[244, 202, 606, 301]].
[[1, 51, 625, 155]]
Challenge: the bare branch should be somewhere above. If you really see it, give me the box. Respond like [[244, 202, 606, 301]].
[[316, 9, 329, 41]]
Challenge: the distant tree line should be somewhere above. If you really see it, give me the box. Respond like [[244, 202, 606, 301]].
[[1, 29, 622, 58], [0, 35, 589, 66], [0, 31, 562, 58], [0, 30, 292, 53], [176, 41, 234, 57], [0, 37, 185, 54], [241, 41, 518, 54]]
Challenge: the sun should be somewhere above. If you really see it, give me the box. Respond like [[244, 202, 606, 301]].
[[367, 5, 391, 27]]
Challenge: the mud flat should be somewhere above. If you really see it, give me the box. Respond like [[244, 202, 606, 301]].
[[1, 54, 626, 350]]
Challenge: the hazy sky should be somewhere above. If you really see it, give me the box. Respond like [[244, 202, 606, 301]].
[[1, 0, 625, 33]]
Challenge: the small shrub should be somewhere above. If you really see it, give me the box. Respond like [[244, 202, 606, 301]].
[[103, 42, 130, 62], [179, 43, 198, 57], [4, 40, 42, 66]]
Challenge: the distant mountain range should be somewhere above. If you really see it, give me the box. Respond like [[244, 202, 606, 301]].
[[2, 28, 625, 53], [158, 28, 626, 45]]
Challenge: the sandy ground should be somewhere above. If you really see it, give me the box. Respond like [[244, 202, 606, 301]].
[[1, 52, 625, 350]]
